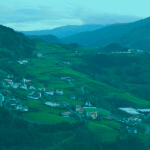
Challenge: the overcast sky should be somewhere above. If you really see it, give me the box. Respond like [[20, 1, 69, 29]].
[[1, 0, 150, 31]]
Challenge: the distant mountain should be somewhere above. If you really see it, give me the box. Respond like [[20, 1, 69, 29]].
[[21, 24, 109, 38], [0, 25, 35, 58], [27, 34, 61, 44], [63, 17, 150, 49]]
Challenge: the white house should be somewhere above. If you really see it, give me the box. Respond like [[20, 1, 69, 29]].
[[45, 101, 60, 107], [44, 91, 54, 96], [18, 60, 28, 65]]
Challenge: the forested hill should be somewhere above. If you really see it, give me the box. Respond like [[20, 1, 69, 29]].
[[0, 25, 35, 58], [27, 34, 62, 44], [117, 23, 150, 50], [63, 17, 150, 50], [21, 24, 109, 38]]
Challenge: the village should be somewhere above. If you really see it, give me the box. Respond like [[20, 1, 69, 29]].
[[1, 63, 150, 136]]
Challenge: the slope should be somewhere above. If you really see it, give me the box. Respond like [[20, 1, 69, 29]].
[[117, 23, 150, 51], [27, 34, 62, 44], [0, 25, 35, 58]]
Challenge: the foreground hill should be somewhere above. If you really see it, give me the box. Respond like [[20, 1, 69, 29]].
[[21, 24, 109, 38], [63, 17, 150, 49], [27, 34, 62, 44], [0, 25, 35, 58]]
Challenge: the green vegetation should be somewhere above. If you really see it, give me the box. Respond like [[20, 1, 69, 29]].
[[23, 112, 75, 123]]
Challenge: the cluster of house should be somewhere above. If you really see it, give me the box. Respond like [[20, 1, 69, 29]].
[[61, 101, 102, 120], [1, 75, 31, 90], [0, 91, 29, 112]]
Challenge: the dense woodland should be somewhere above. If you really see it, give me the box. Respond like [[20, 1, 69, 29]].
[[0, 108, 147, 150]]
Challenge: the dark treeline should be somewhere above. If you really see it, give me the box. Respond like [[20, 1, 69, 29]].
[[0, 25, 35, 58], [0, 108, 148, 150]]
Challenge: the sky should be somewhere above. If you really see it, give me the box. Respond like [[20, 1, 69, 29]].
[[1, 0, 150, 31]]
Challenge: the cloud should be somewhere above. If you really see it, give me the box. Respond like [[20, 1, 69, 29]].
[[0, 1, 142, 31]]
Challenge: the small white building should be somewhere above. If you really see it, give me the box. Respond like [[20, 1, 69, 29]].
[[45, 101, 60, 107], [18, 60, 28, 65], [44, 91, 54, 96]]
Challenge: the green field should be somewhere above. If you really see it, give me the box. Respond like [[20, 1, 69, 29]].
[[23, 112, 76, 123]]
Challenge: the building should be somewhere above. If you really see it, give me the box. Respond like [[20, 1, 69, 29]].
[[28, 92, 41, 99], [18, 60, 28, 64], [20, 85, 28, 90], [16, 105, 29, 112], [61, 112, 71, 117], [56, 90, 63, 95], [45, 101, 60, 107], [4, 79, 14, 85], [85, 101, 92, 107], [44, 91, 54, 96], [90, 111, 98, 119], [75, 105, 81, 112]]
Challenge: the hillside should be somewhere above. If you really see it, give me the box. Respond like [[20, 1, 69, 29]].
[[117, 23, 150, 50], [0, 38, 150, 149], [27, 34, 62, 44], [0, 25, 35, 58], [63, 17, 150, 49], [21, 24, 109, 38]]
